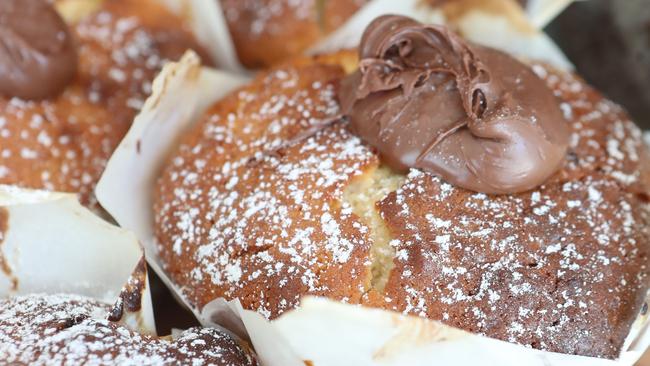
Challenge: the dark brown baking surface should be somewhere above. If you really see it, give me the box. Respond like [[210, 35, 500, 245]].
[[149, 270, 199, 335], [546, 0, 650, 128]]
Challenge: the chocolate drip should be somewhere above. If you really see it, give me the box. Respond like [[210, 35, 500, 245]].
[[0, 0, 77, 100], [340, 15, 569, 194], [107, 258, 146, 322]]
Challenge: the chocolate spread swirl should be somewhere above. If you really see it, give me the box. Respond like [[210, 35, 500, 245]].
[[340, 15, 569, 194], [0, 0, 77, 100]]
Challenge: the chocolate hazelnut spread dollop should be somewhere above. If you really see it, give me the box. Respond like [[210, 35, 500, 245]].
[[0, 0, 77, 100], [340, 15, 570, 194]]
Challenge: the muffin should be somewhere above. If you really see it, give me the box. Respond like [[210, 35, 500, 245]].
[[0, 0, 210, 206], [0, 293, 258, 365], [154, 15, 650, 359], [220, 0, 368, 68]]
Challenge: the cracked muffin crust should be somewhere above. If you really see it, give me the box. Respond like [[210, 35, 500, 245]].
[[154, 50, 650, 358]]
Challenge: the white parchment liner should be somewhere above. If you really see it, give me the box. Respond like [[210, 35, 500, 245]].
[[155, 0, 242, 72], [0, 185, 156, 336], [97, 40, 650, 366]]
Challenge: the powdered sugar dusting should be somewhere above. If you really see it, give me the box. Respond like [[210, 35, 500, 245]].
[[0, 293, 257, 365], [155, 63, 377, 316], [377, 63, 650, 358], [221, 0, 367, 37], [155, 57, 650, 359], [0, 1, 203, 207], [223, 0, 313, 37]]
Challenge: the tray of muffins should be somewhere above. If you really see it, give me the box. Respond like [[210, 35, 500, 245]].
[[2, 0, 649, 365]]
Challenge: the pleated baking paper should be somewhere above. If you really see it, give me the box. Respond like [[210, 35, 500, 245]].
[[0, 185, 155, 335], [155, 0, 243, 72]]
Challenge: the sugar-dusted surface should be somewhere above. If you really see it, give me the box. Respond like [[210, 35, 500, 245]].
[[0, 293, 258, 366], [374, 64, 650, 358], [154, 52, 650, 358], [155, 62, 378, 317], [0, 0, 207, 206], [220, 0, 367, 68]]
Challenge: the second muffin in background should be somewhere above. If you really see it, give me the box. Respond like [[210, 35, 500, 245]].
[[220, 0, 368, 68], [0, 0, 211, 207]]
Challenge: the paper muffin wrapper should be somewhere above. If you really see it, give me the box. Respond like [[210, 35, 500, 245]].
[[156, 0, 243, 73], [96, 49, 650, 365], [0, 185, 156, 336]]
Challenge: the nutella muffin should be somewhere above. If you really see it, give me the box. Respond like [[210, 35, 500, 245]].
[[154, 15, 650, 359], [220, 0, 368, 68], [0, 293, 258, 365], [0, 0, 210, 206]]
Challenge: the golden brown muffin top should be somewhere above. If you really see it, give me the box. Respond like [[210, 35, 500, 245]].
[[154, 51, 650, 358], [155, 61, 377, 316], [372, 64, 650, 358]]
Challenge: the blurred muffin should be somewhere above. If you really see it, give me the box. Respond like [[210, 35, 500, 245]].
[[0, 0, 210, 206], [154, 19, 650, 360], [0, 293, 258, 365], [220, 0, 368, 68]]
